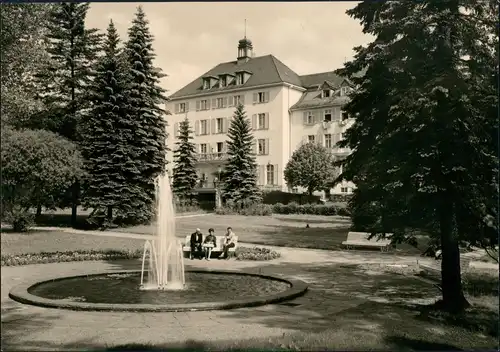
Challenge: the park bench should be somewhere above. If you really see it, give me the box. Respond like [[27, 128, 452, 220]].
[[342, 232, 392, 252], [182, 235, 238, 258]]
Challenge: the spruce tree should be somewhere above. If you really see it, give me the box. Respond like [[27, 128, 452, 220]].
[[35, 2, 102, 226], [337, 1, 497, 313], [222, 103, 261, 206], [81, 20, 137, 226], [172, 117, 198, 204], [124, 6, 168, 223]]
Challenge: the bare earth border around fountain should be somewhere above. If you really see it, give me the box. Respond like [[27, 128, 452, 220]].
[[8, 268, 308, 312]]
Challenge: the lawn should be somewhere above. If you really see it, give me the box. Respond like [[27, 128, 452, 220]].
[[2, 213, 429, 256], [117, 214, 428, 254]]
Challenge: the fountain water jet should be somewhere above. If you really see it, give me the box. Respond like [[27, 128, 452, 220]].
[[140, 173, 185, 290]]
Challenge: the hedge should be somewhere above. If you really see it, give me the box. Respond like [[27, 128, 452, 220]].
[[262, 191, 321, 205], [216, 202, 350, 216]]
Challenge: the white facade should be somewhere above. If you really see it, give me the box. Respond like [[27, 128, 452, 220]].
[[165, 39, 357, 196], [166, 83, 305, 192]]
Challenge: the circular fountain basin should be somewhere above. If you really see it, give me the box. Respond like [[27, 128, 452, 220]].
[[9, 269, 308, 312]]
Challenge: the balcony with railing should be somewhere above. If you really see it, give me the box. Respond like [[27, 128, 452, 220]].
[[195, 152, 229, 163], [330, 147, 351, 156]]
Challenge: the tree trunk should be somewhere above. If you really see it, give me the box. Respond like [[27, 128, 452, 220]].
[[36, 205, 42, 217], [439, 195, 470, 313], [107, 206, 113, 221], [71, 180, 79, 228]]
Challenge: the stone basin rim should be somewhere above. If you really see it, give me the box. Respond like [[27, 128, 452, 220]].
[[8, 268, 308, 312]]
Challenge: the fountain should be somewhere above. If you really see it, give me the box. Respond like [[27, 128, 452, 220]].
[[140, 173, 185, 290], [9, 171, 308, 312]]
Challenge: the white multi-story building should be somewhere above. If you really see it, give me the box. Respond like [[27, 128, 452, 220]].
[[166, 37, 356, 196]]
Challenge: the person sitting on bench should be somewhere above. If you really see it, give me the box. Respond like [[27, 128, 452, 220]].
[[219, 227, 236, 259], [190, 228, 203, 260], [203, 228, 217, 260]]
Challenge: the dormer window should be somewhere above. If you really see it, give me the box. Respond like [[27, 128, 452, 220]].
[[322, 89, 331, 98], [340, 86, 350, 96], [219, 75, 227, 87], [203, 79, 210, 90], [236, 73, 244, 85]]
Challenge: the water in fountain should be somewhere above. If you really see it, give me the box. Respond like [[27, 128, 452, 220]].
[[140, 173, 185, 290]]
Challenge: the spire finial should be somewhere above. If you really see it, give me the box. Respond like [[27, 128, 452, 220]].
[[244, 19, 247, 39]]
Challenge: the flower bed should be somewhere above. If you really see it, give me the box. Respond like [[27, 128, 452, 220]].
[[1, 246, 281, 266], [235, 246, 281, 261]]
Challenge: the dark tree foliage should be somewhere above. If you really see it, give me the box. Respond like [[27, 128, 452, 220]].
[[337, 1, 498, 313], [81, 20, 139, 227], [124, 6, 168, 222], [33, 2, 102, 227], [222, 103, 261, 205], [172, 118, 198, 204]]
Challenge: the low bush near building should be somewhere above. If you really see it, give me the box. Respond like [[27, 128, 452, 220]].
[[272, 202, 350, 216], [215, 203, 273, 216], [262, 190, 321, 205]]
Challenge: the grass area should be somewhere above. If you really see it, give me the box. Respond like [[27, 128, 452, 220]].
[[2, 212, 432, 255], [113, 214, 428, 254]]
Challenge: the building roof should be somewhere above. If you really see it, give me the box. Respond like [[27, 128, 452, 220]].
[[169, 54, 303, 100], [299, 71, 345, 88]]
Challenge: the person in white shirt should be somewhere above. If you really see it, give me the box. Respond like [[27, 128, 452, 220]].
[[219, 227, 236, 259]]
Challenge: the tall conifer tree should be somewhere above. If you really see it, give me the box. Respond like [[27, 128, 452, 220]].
[[222, 103, 261, 205], [36, 2, 102, 226], [172, 117, 198, 203], [337, 1, 498, 313], [124, 6, 168, 222], [81, 20, 139, 226]]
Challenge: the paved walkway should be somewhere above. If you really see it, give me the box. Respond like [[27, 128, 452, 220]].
[[1, 238, 436, 351], [3, 225, 496, 351]]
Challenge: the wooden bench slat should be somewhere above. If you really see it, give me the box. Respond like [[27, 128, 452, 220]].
[[342, 232, 392, 252]]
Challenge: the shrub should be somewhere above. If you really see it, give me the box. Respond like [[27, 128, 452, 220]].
[[175, 203, 203, 214], [262, 190, 321, 205], [215, 202, 272, 216], [235, 246, 281, 261], [1, 127, 84, 230], [329, 194, 354, 203], [271, 202, 350, 216], [2, 206, 35, 232]]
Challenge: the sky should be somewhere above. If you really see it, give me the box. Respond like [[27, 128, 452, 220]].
[[86, 2, 373, 96]]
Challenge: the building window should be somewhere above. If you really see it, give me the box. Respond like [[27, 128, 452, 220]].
[[341, 111, 349, 120], [233, 95, 242, 106], [220, 76, 226, 87], [324, 109, 332, 122], [200, 100, 208, 110], [308, 135, 315, 143], [341, 187, 348, 193], [236, 73, 244, 85], [216, 118, 224, 133], [307, 111, 314, 124], [324, 134, 332, 149], [258, 139, 267, 155], [216, 142, 224, 153], [257, 92, 267, 103], [323, 89, 330, 98], [200, 119, 209, 135], [200, 144, 208, 154], [340, 86, 349, 96], [266, 164, 274, 185], [258, 113, 267, 129], [216, 97, 224, 108], [340, 132, 345, 140], [203, 79, 210, 90], [179, 103, 186, 113]]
